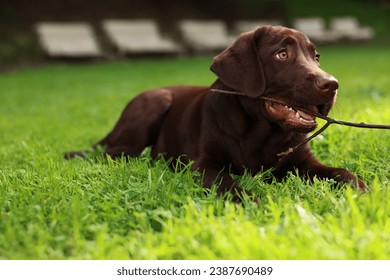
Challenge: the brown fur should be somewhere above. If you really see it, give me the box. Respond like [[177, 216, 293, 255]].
[[66, 26, 367, 202]]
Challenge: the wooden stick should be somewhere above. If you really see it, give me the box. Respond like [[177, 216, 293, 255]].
[[276, 121, 332, 158], [260, 96, 390, 130], [210, 88, 390, 159], [262, 97, 390, 158]]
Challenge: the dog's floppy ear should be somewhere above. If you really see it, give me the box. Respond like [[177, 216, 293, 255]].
[[210, 27, 266, 98]]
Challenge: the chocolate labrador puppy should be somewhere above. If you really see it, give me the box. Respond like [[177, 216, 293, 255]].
[[66, 26, 367, 201]]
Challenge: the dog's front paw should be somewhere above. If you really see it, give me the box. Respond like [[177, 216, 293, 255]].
[[64, 150, 88, 159], [231, 189, 259, 204], [217, 185, 258, 204], [331, 168, 368, 193]]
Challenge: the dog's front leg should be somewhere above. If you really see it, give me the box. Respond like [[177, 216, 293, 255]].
[[297, 154, 368, 192], [193, 160, 252, 203]]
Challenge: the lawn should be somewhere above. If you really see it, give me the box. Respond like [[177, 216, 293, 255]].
[[0, 44, 390, 259]]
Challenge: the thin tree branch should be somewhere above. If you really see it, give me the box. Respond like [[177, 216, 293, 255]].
[[276, 121, 332, 158], [260, 96, 390, 159], [210, 88, 390, 159]]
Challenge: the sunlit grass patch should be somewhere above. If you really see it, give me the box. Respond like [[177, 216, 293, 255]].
[[0, 45, 389, 259]]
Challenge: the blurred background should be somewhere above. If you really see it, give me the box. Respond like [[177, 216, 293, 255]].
[[0, 0, 389, 71]]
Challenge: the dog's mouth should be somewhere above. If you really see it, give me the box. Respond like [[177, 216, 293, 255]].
[[264, 100, 330, 132]]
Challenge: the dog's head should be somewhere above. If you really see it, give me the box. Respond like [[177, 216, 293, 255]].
[[211, 25, 338, 133]]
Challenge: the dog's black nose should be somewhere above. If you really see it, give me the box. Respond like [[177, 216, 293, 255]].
[[316, 76, 339, 94]]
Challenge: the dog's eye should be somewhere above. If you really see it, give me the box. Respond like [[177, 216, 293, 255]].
[[276, 50, 288, 60], [315, 53, 321, 62]]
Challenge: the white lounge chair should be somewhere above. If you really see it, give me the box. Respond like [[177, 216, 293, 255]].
[[35, 22, 102, 58], [102, 19, 182, 55], [330, 17, 374, 41], [232, 20, 283, 35], [292, 18, 340, 44], [178, 20, 233, 53]]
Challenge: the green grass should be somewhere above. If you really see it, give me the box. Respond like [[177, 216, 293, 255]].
[[0, 44, 390, 259]]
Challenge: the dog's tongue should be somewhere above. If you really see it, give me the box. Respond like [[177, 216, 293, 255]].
[[297, 109, 315, 121]]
